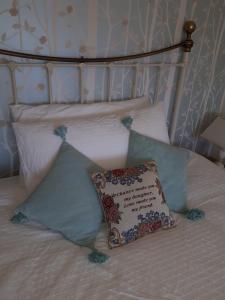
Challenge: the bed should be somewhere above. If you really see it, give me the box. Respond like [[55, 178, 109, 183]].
[[1, 21, 225, 300], [1, 153, 225, 300]]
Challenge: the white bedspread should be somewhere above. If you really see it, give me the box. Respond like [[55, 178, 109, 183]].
[[1, 153, 225, 300]]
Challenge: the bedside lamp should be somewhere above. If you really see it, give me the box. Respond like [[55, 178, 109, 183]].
[[201, 117, 225, 164]]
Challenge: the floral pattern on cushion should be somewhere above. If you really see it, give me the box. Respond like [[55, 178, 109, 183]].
[[122, 211, 174, 244], [101, 194, 122, 224], [92, 161, 175, 248]]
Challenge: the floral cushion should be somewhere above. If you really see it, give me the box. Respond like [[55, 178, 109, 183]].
[[92, 161, 175, 248]]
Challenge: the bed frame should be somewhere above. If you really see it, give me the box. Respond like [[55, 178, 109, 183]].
[[0, 21, 196, 143]]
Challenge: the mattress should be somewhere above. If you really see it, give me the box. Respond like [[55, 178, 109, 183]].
[[1, 153, 225, 300]]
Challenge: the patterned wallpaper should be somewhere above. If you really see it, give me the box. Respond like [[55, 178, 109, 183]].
[[0, 0, 224, 177]]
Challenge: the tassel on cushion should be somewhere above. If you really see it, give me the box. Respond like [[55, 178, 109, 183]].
[[11, 212, 28, 224], [183, 208, 205, 221], [54, 125, 68, 142], [88, 249, 109, 264], [121, 116, 133, 130]]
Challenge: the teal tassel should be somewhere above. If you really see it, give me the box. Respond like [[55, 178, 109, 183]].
[[88, 249, 109, 264], [184, 208, 205, 221], [121, 116, 133, 130], [11, 212, 28, 224], [54, 125, 68, 142]]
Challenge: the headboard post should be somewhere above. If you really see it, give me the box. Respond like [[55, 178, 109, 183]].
[[170, 21, 196, 143], [183, 21, 196, 52], [8, 62, 17, 104], [46, 63, 54, 104]]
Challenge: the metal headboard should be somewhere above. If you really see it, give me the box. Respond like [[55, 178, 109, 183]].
[[0, 21, 196, 143]]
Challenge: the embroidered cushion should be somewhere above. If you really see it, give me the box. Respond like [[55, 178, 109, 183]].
[[92, 161, 175, 248], [12, 141, 103, 247], [126, 130, 190, 212]]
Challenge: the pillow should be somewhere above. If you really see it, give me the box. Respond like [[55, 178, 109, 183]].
[[92, 161, 175, 248], [125, 128, 189, 212], [12, 138, 103, 247], [13, 102, 169, 194], [13, 115, 128, 194], [127, 101, 169, 144], [10, 96, 149, 121]]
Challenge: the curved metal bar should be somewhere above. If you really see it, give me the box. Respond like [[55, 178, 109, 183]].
[[0, 43, 184, 63], [0, 21, 196, 63]]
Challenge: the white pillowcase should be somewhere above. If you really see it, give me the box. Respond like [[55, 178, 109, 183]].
[[11, 96, 149, 186], [128, 101, 169, 143], [10, 97, 149, 121], [14, 115, 127, 194], [13, 102, 169, 194]]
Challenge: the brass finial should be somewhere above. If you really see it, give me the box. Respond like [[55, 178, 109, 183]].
[[184, 21, 196, 35], [183, 20, 196, 52]]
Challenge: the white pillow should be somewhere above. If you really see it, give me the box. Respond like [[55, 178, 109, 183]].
[[13, 102, 169, 194], [11, 96, 148, 185], [10, 97, 149, 121], [13, 115, 127, 194], [128, 101, 169, 143]]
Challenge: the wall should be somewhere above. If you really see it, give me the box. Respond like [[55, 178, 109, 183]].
[[0, 0, 224, 177]]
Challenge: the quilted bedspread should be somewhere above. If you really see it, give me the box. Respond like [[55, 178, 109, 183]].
[[1, 153, 225, 300]]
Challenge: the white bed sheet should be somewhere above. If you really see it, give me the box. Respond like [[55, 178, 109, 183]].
[[1, 153, 225, 300]]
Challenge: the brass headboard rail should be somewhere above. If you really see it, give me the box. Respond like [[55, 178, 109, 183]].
[[0, 21, 196, 63]]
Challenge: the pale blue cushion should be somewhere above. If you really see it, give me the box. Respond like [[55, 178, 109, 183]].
[[126, 130, 189, 212], [12, 142, 102, 246]]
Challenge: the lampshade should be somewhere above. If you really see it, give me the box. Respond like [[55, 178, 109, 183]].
[[201, 117, 225, 149]]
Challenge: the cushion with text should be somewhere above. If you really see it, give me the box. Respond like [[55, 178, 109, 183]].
[[92, 161, 175, 248]]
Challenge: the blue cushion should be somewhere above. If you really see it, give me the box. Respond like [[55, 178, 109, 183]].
[[12, 142, 103, 246], [126, 130, 189, 212]]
